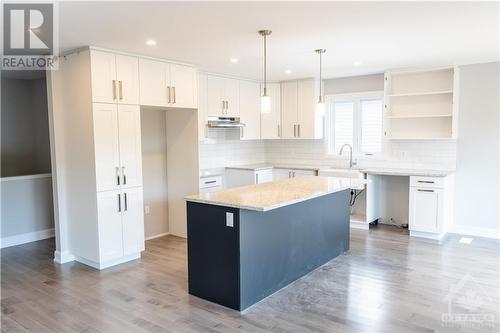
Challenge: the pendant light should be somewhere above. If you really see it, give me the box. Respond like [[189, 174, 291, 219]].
[[259, 30, 272, 114], [315, 49, 326, 116]]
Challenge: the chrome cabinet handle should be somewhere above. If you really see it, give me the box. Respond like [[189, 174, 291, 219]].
[[173, 86, 176, 104], [115, 166, 120, 185], [167, 86, 171, 103], [293, 125, 297, 137], [417, 189, 434, 192], [298, 124, 301, 137], [204, 180, 217, 184], [112, 80, 117, 100], [122, 166, 126, 185], [293, 171, 296, 177], [418, 180, 435, 184], [288, 171, 291, 178], [221, 100, 225, 114], [277, 125, 280, 137], [256, 173, 259, 184], [124, 193, 128, 211], [118, 80, 123, 100], [240, 127, 244, 138], [117, 194, 121, 212]]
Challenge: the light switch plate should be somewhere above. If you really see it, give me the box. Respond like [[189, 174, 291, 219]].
[[226, 212, 234, 227]]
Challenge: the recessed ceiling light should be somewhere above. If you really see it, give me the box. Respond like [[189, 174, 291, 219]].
[[146, 39, 157, 46], [230, 57, 239, 63], [353, 61, 362, 66], [285, 69, 292, 74]]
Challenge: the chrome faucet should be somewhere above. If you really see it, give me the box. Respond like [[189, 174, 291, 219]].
[[339, 144, 356, 169]]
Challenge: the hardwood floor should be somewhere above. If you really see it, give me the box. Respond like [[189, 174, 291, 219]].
[[2, 225, 499, 333]]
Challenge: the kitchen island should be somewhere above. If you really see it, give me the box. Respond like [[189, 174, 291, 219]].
[[185, 176, 365, 311]]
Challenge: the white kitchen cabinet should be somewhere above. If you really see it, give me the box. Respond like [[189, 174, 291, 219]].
[[139, 58, 197, 108], [239, 80, 261, 140], [225, 168, 273, 188], [93, 104, 142, 191], [281, 79, 323, 140], [97, 188, 145, 263], [90, 50, 139, 104], [408, 175, 454, 240], [273, 168, 317, 180], [199, 175, 223, 194], [117, 105, 143, 189], [93, 103, 120, 192], [198, 73, 209, 141], [261, 83, 281, 139], [121, 187, 145, 256], [207, 75, 240, 117], [97, 190, 124, 262]]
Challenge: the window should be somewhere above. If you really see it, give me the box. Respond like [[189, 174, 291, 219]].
[[328, 93, 384, 156]]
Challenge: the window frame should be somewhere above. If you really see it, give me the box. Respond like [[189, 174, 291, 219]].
[[326, 91, 385, 158]]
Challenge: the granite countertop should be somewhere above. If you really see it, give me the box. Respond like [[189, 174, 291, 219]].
[[186, 176, 366, 212], [224, 163, 321, 172], [199, 168, 225, 178]]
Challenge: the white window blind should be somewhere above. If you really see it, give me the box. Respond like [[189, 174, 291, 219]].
[[333, 101, 354, 153], [360, 98, 383, 153]]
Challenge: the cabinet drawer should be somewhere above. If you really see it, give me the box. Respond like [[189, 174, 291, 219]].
[[410, 176, 444, 189], [200, 176, 223, 189]]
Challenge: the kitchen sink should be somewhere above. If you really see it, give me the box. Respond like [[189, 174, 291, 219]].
[[318, 168, 365, 180]]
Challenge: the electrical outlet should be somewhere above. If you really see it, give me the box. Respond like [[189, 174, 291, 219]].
[[226, 212, 234, 227], [144, 205, 150, 215]]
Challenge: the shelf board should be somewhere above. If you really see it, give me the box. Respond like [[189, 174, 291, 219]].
[[387, 114, 452, 119], [386, 90, 453, 97], [387, 66, 454, 76], [388, 137, 455, 141]]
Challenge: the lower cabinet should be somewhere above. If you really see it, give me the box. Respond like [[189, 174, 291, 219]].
[[225, 169, 273, 188], [97, 187, 145, 265], [273, 168, 317, 180], [408, 176, 453, 240]]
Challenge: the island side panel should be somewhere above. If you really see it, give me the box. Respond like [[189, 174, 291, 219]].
[[187, 201, 241, 310], [239, 190, 350, 310]]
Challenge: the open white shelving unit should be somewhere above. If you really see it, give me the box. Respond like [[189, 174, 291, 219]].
[[383, 66, 459, 140]]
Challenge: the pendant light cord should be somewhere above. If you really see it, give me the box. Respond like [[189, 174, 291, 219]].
[[263, 33, 267, 96]]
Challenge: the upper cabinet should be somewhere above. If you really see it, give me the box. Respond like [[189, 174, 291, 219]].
[[239, 80, 261, 140], [281, 79, 323, 139], [91, 50, 139, 105], [207, 75, 240, 117], [384, 66, 458, 140], [261, 83, 281, 139], [139, 59, 197, 109]]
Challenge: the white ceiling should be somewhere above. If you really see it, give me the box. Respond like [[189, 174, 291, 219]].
[[59, 1, 499, 81]]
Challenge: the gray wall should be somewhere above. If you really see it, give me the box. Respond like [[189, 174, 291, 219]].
[[1, 77, 51, 177], [141, 109, 169, 238], [454, 62, 499, 232]]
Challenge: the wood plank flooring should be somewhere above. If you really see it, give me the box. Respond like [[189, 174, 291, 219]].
[[2, 225, 499, 333]]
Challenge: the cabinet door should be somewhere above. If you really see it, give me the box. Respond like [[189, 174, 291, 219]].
[[239, 80, 260, 140], [207, 75, 226, 116], [97, 190, 124, 262], [121, 187, 145, 256], [116, 55, 139, 105], [273, 168, 292, 181], [261, 83, 281, 139], [139, 59, 168, 107], [93, 103, 120, 192], [281, 81, 298, 139], [170, 64, 197, 109], [224, 78, 240, 117], [292, 169, 317, 177], [90, 51, 116, 103], [117, 105, 143, 189], [409, 187, 443, 233], [297, 79, 319, 139], [256, 170, 273, 184]]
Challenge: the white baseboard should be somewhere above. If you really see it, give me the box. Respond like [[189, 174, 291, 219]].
[[1, 228, 55, 249], [448, 225, 500, 240], [74, 253, 141, 270], [350, 221, 369, 230], [145, 232, 170, 240], [54, 250, 75, 264]]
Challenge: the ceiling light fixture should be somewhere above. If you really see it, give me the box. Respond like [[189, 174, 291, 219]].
[[146, 39, 157, 46], [315, 49, 326, 116], [230, 57, 239, 63], [285, 69, 292, 74], [259, 29, 272, 114], [353, 61, 362, 66]]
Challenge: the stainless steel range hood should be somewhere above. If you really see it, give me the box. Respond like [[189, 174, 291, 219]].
[[207, 116, 245, 128]]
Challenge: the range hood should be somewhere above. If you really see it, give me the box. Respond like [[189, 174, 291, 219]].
[[207, 116, 245, 128]]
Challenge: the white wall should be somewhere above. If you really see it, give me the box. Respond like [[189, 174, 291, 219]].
[[141, 109, 169, 239], [1, 77, 51, 177], [452, 62, 499, 237]]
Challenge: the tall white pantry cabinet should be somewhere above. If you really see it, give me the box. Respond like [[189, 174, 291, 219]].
[[54, 48, 145, 269]]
